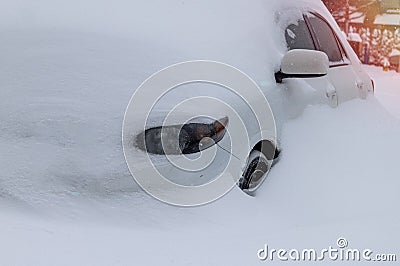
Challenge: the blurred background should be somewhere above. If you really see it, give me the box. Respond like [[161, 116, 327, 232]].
[[322, 0, 400, 71]]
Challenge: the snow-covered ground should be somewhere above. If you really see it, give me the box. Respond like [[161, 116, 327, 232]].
[[2, 53, 400, 264], [1, 1, 400, 265], [365, 65, 400, 120]]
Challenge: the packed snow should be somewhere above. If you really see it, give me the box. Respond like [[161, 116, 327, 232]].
[[1, 0, 399, 265]]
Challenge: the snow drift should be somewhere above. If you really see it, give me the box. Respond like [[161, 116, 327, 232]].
[[0, 0, 399, 265]]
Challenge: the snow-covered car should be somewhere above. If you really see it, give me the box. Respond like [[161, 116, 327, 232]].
[[122, 0, 374, 202]]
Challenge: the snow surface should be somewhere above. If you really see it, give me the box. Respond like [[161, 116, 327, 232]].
[[1, 1, 400, 265]]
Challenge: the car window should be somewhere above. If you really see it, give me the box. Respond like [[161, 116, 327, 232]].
[[285, 20, 315, 50], [307, 15, 343, 63]]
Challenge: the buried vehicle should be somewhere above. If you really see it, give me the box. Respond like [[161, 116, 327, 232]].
[[122, 0, 374, 206]]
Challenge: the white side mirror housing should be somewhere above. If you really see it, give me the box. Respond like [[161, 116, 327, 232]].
[[275, 49, 329, 83]]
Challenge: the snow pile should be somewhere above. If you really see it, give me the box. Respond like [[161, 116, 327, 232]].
[[1, 91, 399, 265], [0, 0, 318, 208], [0, 0, 399, 264], [365, 65, 400, 119]]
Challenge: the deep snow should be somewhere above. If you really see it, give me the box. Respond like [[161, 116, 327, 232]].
[[1, 1, 400, 265], [2, 75, 400, 266]]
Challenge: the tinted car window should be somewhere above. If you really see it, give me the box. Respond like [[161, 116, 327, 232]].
[[308, 15, 343, 63], [285, 20, 315, 50]]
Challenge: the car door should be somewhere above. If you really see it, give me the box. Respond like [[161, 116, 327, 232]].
[[283, 15, 338, 112], [283, 13, 362, 107], [305, 13, 361, 103]]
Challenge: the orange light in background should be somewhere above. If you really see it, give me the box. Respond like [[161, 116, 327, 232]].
[[325, 0, 400, 71]]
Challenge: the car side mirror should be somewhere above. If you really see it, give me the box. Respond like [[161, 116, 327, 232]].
[[275, 49, 329, 83]]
